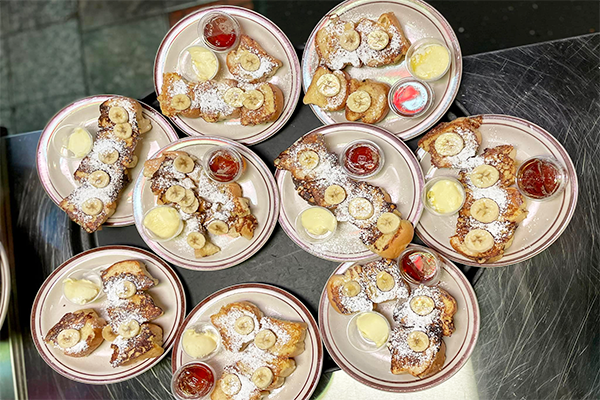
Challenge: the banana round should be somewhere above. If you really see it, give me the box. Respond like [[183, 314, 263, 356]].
[[114, 122, 132, 139], [464, 229, 495, 253], [376, 271, 395, 292], [89, 170, 110, 188], [324, 184, 346, 205], [240, 52, 261, 72], [173, 154, 194, 173], [376, 212, 401, 234], [470, 198, 500, 223], [297, 150, 319, 170], [220, 374, 242, 396], [117, 320, 140, 339], [57, 329, 81, 348], [108, 106, 129, 124], [126, 155, 139, 169], [340, 29, 360, 51], [434, 132, 464, 156], [348, 197, 374, 220], [347, 90, 372, 113], [179, 189, 196, 207], [208, 220, 229, 235], [223, 87, 245, 108], [252, 367, 274, 389], [165, 185, 186, 203], [407, 330, 429, 352], [139, 118, 152, 134], [316, 73, 341, 97], [410, 295, 435, 316], [470, 164, 500, 188], [117, 280, 137, 299], [186, 232, 206, 249], [81, 198, 103, 216], [171, 94, 191, 111], [234, 316, 255, 335], [181, 198, 199, 214], [254, 329, 277, 350], [342, 280, 361, 297], [367, 30, 390, 50], [99, 149, 119, 164], [242, 89, 264, 110]]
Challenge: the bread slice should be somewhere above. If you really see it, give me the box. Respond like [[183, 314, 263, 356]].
[[315, 15, 362, 70], [109, 322, 164, 367], [258, 316, 307, 358], [458, 145, 518, 189], [355, 13, 410, 68], [345, 78, 390, 124], [326, 264, 374, 315], [388, 326, 446, 378], [210, 302, 264, 352], [193, 79, 241, 123], [303, 66, 350, 111], [101, 260, 158, 295], [227, 34, 282, 83], [157, 72, 201, 118], [366, 218, 414, 259], [361, 258, 410, 304], [105, 292, 164, 333], [235, 344, 296, 391], [240, 82, 284, 126], [211, 365, 264, 400], [44, 309, 106, 357]]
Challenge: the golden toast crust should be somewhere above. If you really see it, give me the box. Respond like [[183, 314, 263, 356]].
[[44, 309, 106, 357], [345, 78, 390, 124], [303, 66, 350, 111], [355, 13, 410, 68], [226, 34, 282, 83]]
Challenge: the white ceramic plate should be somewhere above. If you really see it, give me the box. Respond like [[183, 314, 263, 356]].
[[154, 6, 301, 145], [0, 240, 10, 329], [302, 0, 462, 140], [319, 245, 479, 392], [30, 245, 186, 384], [172, 283, 323, 400], [415, 114, 579, 267], [133, 136, 280, 271], [36, 95, 179, 227], [275, 123, 424, 262]]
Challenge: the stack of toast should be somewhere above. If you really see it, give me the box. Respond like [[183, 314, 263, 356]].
[[274, 132, 414, 259]]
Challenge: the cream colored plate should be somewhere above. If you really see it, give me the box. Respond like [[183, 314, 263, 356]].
[[0, 241, 10, 329], [415, 114, 579, 267], [30, 246, 186, 384], [36, 95, 179, 227], [172, 283, 323, 400], [154, 6, 301, 145], [133, 137, 280, 270]]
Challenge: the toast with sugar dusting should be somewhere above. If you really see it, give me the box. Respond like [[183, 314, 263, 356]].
[[226, 34, 282, 83], [345, 78, 390, 124], [240, 82, 284, 126], [109, 322, 164, 367], [315, 15, 362, 70], [211, 302, 264, 352], [303, 66, 350, 112], [355, 12, 410, 68], [44, 309, 106, 357], [388, 326, 446, 378]]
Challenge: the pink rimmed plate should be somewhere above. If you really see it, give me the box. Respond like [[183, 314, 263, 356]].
[[133, 136, 280, 271], [275, 123, 424, 262], [154, 6, 301, 145], [302, 0, 462, 141], [36, 95, 179, 227], [415, 114, 579, 267], [319, 245, 479, 392], [30, 245, 186, 384], [0, 241, 10, 328], [172, 283, 323, 400]]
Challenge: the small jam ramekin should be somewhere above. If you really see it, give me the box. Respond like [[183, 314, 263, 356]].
[[339, 139, 385, 179]]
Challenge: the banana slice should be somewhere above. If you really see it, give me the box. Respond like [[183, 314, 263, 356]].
[[234, 316, 255, 335], [102, 325, 118, 342], [339, 29, 360, 51], [108, 106, 129, 124], [240, 52, 261, 71], [348, 197, 374, 220], [181, 198, 199, 214], [434, 132, 464, 156], [347, 90, 371, 113], [99, 149, 119, 164], [324, 185, 346, 205], [367, 30, 390, 50], [254, 329, 277, 350], [223, 87, 245, 108], [81, 198, 103, 216], [342, 280, 361, 297], [297, 150, 319, 170], [173, 154, 195, 173], [376, 271, 395, 292], [464, 229, 494, 253], [407, 330, 429, 352], [470, 164, 500, 188], [179, 189, 196, 207], [171, 94, 191, 111], [376, 212, 401, 234], [117, 320, 140, 339], [251, 367, 274, 389], [409, 295, 435, 316], [186, 232, 206, 249], [57, 329, 81, 348], [316, 74, 341, 97], [165, 185, 186, 203], [220, 373, 242, 396], [470, 198, 500, 223], [89, 170, 110, 188], [139, 118, 152, 134], [126, 155, 138, 169], [117, 280, 137, 299], [114, 122, 132, 139], [242, 89, 264, 110], [208, 220, 229, 235]]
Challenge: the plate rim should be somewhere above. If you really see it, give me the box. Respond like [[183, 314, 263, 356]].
[[132, 136, 281, 271], [35, 95, 180, 227], [153, 5, 302, 146], [415, 113, 580, 267], [0, 241, 10, 329], [300, 0, 463, 141], [170, 282, 324, 400], [29, 245, 187, 384]]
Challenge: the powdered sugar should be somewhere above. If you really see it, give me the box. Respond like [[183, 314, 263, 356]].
[[442, 127, 480, 169]]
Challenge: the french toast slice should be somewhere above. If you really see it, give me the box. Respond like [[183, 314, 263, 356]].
[[303, 66, 350, 112], [257, 316, 307, 358], [212, 365, 265, 400], [326, 264, 374, 315], [44, 309, 106, 357], [459, 145, 518, 189], [101, 260, 158, 295], [157, 72, 201, 118], [315, 15, 362, 70], [235, 344, 297, 391], [97, 96, 150, 133], [345, 78, 390, 124], [109, 322, 164, 367], [365, 218, 414, 259], [355, 13, 410, 68], [226, 34, 282, 84], [240, 82, 284, 126], [388, 326, 446, 378], [105, 292, 164, 333], [211, 302, 264, 352], [193, 79, 241, 123], [360, 258, 410, 304]]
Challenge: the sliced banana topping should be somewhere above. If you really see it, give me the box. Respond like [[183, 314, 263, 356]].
[[367, 29, 390, 50], [108, 106, 129, 124], [223, 87, 245, 108], [470, 164, 500, 188], [347, 90, 372, 113], [339, 29, 360, 51], [434, 132, 464, 156], [57, 329, 81, 349], [376, 212, 401, 234], [464, 229, 494, 253], [470, 198, 500, 223], [114, 122, 132, 139], [99, 149, 119, 164], [179, 189, 196, 207], [254, 329, 277, 350], [81, 198, 103, 216], [348, 197, 374, 220], [407, 330, 430, 352], [181, 198, 199, 214], [220, 373, 242, 396], [297, 150, 319, 170], [89, 170, 110, 188], [186, 232, 206, 249], [240, 52, 261, 72], [165, 185, 186, 203], [117, 320, 140, 339], [342, 280, 361, 297], [324, 184, 346, 205], [102, 325, 118, 342], [138, 118, 152, 134], [376, 271, 395, 292], [173, 154, 195, 173], [316, 73, 341, 97], [252, 367, 274, 389], [208, 220, 229, 235], [409, 295, 435, 316], [242, 89, 264, 110], [171, 94, 191, 111], [234, 316, 255, 335], [126, 155, 138, 169], [117, 280, 137, 299]]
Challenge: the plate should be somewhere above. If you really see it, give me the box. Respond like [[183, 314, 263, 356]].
[[172, 283, 323, 400], [36, 95, 179, 227], [154, 6, 301, 145], [0, 240, 10, 328], [319, 245, 479, 392], [302, 0, 462, 141], [415, 114, 579, 267], [133, 136, 280, 270], [275, 123, 424, 262], [30, 245, 186, 384]]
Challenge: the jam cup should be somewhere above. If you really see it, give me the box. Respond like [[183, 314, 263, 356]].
[[198, 11, 241, 53], [388, 77, 434, 118], [295, 206, 338, 244], [142, 205, 184, 242], [181, 322, 222, 362], [177, 45, 219, 83], [422, 176, 466, 216], [339, 139, 385, 179], [52, 124, 94, 159], [202, 146, 244, 183], [346, 311, 391, 353], [406, 38, 452, 82], [516, 156, 569, 201], [171, 362, 216, 400], [398, 245, 441, 286]]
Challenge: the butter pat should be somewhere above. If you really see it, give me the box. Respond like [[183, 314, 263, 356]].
[[66, 127, 93, 158], [63, 278, 100, 305], [356, 312, 389, 348], [426, 179, 464, 214], [182, 328, 218, 358], [410, 43, 450, 81], [143, 206, 182, 240], [188, 46, 218, 81], [301, 207, 337, 237]]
